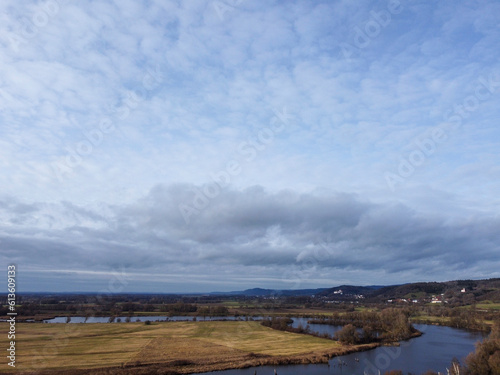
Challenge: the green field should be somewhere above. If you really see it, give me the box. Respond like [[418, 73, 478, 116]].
[[411, 315, 452, 324], [1, 321, 362, 374], [454, 301, 500, 311], [475, 302, 500, 310]]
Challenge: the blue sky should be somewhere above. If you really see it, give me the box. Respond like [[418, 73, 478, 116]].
[[1, 0, 499, 293]]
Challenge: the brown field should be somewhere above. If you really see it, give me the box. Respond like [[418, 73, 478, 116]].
[[0, 321, 378, 375]]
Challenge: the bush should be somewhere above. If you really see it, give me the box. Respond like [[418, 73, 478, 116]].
[[335, 324, 360, 345], [465, 320, 500, 374], [261, 317, 293, 331]]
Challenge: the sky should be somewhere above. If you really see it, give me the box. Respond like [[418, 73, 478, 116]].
[[1, 0, 499, 293]]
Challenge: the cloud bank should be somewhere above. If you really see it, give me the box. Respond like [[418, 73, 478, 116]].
[[1, 185, 498, 292]]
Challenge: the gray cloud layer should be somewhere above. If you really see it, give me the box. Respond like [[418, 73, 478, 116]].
[[1, 185, 498, 292]]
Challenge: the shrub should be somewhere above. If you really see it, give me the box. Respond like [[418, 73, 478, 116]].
[[334, 324, 360, 345]]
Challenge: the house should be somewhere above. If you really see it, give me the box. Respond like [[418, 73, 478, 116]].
[[431, 295, 442, 303]]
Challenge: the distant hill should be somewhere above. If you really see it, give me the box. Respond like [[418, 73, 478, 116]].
[[318, 285, 384, 298], [211, 285, 382, 297], [365, 278, 500, 302], [210, 278, 500, 302], [210, 287, 328, 297]]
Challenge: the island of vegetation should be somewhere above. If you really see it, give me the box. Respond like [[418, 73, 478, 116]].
[[261, 308, 422, 344]]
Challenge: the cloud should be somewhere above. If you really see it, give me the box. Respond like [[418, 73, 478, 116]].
[[1, 185, 499, 292]]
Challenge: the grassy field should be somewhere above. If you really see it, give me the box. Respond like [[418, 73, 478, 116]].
[[472, 302, 500, 310], [411, 315, 452, 324], [0, 320, 372, 374], [450, 301, 500, 311]]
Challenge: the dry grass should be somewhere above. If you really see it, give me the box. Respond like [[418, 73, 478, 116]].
[[0, 321, 375, 374]]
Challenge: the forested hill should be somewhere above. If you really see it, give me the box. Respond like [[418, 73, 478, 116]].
[[213, 279, 500, 303], [317, 285, 384, 298], [364, 278, 500, 303]]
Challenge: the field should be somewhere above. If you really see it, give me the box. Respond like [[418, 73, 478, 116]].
[[411, 315, 452, 324], [472, 302, 500, 310], [0, 321, 376, 374]]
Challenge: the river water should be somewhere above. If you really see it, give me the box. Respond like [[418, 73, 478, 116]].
[[289, 317, 368, 337], [42, 315, 243, 323]]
